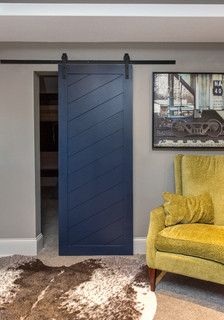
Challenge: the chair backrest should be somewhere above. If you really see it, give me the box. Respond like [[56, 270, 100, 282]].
[[174, 154, 224, 225]]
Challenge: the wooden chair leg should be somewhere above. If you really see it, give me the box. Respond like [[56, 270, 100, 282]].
[[149, 267, 157, 292]]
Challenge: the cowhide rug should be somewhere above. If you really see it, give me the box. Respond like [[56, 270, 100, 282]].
[[0, 255, 156, 320]]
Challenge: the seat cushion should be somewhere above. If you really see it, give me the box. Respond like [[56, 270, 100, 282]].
[[156, 224, 224, 264]]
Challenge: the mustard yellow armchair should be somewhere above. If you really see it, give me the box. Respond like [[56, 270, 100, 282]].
[[146, 154, 224, 291]]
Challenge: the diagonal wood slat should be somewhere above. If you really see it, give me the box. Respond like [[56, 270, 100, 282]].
[[68, 184, 124, 227], [68, 201, 124, 244], [72, 218, 124, 245], [68, 94, 124, 137], [68, 147, 123, 191], [68, 165, 123, 209], [68, 74, 120, 103], [68, 112, 123, 156], [68, 78, 123, 120], [68, 130, 123, 173], [67, 74, 89, 87]]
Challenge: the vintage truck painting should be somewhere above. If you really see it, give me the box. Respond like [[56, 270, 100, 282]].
[[153, 73, 224, 148]]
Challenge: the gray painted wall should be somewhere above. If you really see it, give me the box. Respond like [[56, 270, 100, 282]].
[[0, 43, 224, 240]]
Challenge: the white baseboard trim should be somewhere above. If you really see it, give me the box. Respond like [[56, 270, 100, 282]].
[[36, 233, 44, 254], [0, 233, 44, 256], [134, 237, 146, 254], [0, 235, 144, 256]]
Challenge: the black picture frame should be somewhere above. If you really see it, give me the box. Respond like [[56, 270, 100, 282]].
[[152, 72, 224, 150]]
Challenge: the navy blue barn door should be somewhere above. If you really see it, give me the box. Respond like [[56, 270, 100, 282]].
[[58, 64, 133, 255]]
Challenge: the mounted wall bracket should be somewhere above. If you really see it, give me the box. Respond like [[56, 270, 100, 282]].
[[61, 52, 68, 79], [123, 53, 130, 79]]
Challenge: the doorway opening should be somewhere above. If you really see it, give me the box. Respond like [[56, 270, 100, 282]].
[[36, 64, 133, 256], [39, 74, 58, 254]]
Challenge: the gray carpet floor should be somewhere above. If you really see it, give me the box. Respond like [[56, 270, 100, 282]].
[[157, 272, 224, 313]]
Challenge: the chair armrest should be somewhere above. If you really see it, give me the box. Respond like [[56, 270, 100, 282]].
[[146, 206, 166, 268]]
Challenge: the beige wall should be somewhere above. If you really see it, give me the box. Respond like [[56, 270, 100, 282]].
[[0, 63, 56, 238], [0, 43, 224, 239]]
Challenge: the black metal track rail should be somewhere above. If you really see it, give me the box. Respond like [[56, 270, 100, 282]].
[[0, 53, 176, 79], [0, 51, 176, 66], [0, 59, 176, 65]]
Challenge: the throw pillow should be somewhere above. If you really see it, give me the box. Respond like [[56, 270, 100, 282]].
[[163, 192, 214, 227]]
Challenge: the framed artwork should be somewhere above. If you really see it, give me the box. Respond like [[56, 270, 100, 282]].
[[153, 72, 224, 149]]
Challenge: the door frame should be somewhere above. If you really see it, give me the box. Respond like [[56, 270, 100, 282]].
[[34, 66, 133, 255], [34, 71, 58, 251]]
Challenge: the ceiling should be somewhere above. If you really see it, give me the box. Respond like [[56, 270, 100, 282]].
[[1, 3, 224, 42], [1, 1, 224, 3]]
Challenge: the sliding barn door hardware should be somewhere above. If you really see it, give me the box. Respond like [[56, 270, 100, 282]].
[[61, 52, 68, 79], [123, 53, 130, 79], [0, 53, 176, 67]]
